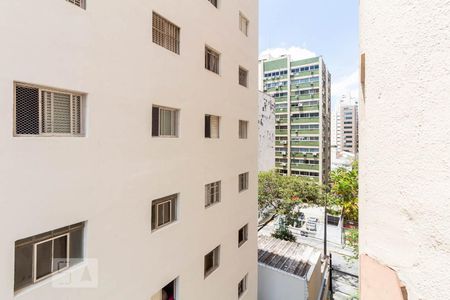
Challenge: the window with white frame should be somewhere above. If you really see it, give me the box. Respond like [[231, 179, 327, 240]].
[[239, 67, 248, 87], [152, 12, 180, 54], [238, 274, 248, 298], [239, 13, 249, 36], [66, 0, 85, 9], [205, 47, 220, 74], [204, 246, 220, 278], [14, 222, 85, 292], [15, 83, 84, 136], [238, 172, 249, 192], [151, 194, 177, 231], [152, 106, 179, 137], [205, 115, 220, 138], [239, 120, 248, 139], [238, 224, 248, 247], [205, 181, 221, 207]]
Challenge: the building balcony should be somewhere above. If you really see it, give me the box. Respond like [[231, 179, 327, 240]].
[[291, 117, 320, 124], [290, 105, 320, 112], [276, 129, 288, 135], [291, 152, 319, 159], [275, 108, 288, 113], [275, 140, 289, 146], [290, 82, 320, 90], [290, 94, 320, 101], [291, 141, 320, 147], [292, 129, 320, 135], [275, 97, 288, 103], [275, 151, 288, 157], [291, 163, 320, 171]]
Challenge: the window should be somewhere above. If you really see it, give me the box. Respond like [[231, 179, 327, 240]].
[[239, 120, 248, 139], [238, 172, 249, 192], [205, 181, 221, 207], [238, 274, 248, 298], [66, 0, 85, 9], [239, 13, 249, 36], [205, 115, 220, 138], [208, 0, 218, 7], [15, 83, 84, 136], [152, 106, 179, 137], [14, 222, 85, 292], [151, 194, 177, 231], [151, 279, 177, 300], [205, 47, 220, 74], [152, 12, 180, 54], [204, 246, 220, 278], [239, 67, 248, 87], [238, 224, 248, 247]]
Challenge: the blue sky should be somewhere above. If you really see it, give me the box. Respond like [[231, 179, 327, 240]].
[[259, 0, 359, 104]]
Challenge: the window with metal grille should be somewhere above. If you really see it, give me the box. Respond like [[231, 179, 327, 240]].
[[15, 83, 84, 136], [205, 181, 221, 207], [205, 47, 220, 74], [205, 115, 220, 138], [239, 120, 248, 139], [238, 224, 248, 247], [14, 222, 85, 292], [208, 0, 218, 8], [152, 12, 180, 54], [151, 194, 177, 231], [239, 13, 249, 36], [204, 246, 220, 278], [66, 0, 85, 9], [238, 172, 249, 192], [239, 67, 248, 87], [238, 274, 248, 298], [152, 105, 179, 137]]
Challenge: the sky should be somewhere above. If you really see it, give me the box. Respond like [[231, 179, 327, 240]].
[[259, 0, 359, 107]]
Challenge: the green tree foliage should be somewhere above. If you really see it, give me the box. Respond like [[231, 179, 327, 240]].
[[329, 161, 359, 223], [272, 226, 296, 242]]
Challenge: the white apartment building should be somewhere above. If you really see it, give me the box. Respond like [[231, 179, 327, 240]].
[[360, 0, 450, 299], [335, 94, 358, 155], [0, 1, 258, 299]]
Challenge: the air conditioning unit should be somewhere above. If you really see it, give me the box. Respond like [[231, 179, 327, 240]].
[[281, 163, 287, 166], [276, 118, 281, 122], [281, 140, 287, 145], [298, 103, 303, 107], [281, 151, 287, 156]]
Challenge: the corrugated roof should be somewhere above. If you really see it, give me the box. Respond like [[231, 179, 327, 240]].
[[258, 236, 321, 279]]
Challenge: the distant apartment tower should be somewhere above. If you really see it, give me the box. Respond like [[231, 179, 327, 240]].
[[258, 92, 275, 172], [336, 94, 359, 154], [0, 1, 258, 300], [259, 56, 331, 183]]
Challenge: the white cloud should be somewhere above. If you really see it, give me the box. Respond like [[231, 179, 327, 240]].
[[332, 70, 359, 100], [259, 46, 316, 61]]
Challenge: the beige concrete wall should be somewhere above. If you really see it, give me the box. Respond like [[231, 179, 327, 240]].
[[360, 0, 450, 299], [0, 0, 258, 299]]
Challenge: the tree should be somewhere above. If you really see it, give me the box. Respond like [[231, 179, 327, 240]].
[[329, 161, 359, 223], [258, 170, 322, 240]]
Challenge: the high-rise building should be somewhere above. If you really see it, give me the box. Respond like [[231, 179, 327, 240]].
[[0, 1, 258, 299], [336, 94, 358, 155], [360, 0, 450, 299], [259, 56, 331, 184]]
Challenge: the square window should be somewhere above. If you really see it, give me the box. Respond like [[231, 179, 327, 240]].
[[152, 195, 177, 231], [238, 172, 249, 192], [152, 106, 179, 137], [151, 278, 177, 300], [205, 115, 220, 138], [238, 274, 248, 298], [66, 0, 85, 9], [208, 0, 218, 8], [205, 181, 221, 207], [152, 12, 180, 54], [238, 224, 248, 247], [205, 47, 220, 74], [239, 120, 248, 139], [239, 13, 249, 35], [239, 67, 248, 87]]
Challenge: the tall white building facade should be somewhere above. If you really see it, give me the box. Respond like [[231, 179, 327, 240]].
[[0, 1, 258, 299], [336, 94, 358, 155]]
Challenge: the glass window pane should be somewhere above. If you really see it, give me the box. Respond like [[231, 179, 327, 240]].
[[36, 240, 52, 280], [14, 244, 33, 291], [53, 236, 68, 272], [69, 229, 84, 266]]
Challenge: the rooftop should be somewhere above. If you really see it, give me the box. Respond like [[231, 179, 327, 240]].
[[258, 235, 322, 280]]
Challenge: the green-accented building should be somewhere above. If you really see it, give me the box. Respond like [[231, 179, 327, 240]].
[[259, 56, 331, 184]]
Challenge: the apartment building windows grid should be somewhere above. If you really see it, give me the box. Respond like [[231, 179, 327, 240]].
[[239, 120, 248, 139], [151, 194, 177, 231], [204, 246, 220, 278], [238, 172, 249, 192], [152, 12, 180, 54], [152, 105, 179, 137], [239, 67, 248, 87], [205, 47, 220, 74], [239, 13, 249, 36], [66, 0, 85, 9], [205, 181, 221, 207], [14, 222, 85, 292], [14, 83, 83, 136], [205, 114, 220, 138], [238, 274, 248, 298], [238, 224, 248, 247]]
